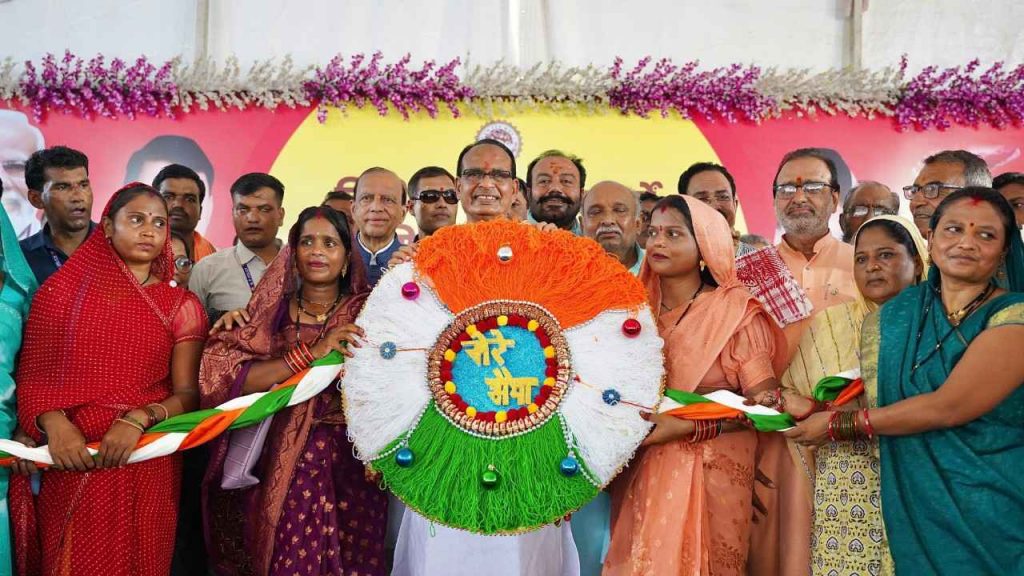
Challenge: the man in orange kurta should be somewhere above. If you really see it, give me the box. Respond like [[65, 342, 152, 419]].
[[749, 149, 857, 576]]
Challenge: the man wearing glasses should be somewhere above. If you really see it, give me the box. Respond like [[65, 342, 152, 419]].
[[771, 148, 857, 317], [751, 148, 858, 576], [392, 138, 580, 576], [407, 166, 458, 241], [839, 181, 899, 243], [904, 149, 992, 237]]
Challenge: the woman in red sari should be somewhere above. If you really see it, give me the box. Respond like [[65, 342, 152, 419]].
[[13, 183, 208, 576], [201, 206, 387, 576]]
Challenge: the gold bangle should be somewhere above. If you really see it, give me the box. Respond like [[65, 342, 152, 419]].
[[147, 403, 169, 422], [35, 409, 68, 435], [119, 414, 148, 432], [114, 418, 145, 433]]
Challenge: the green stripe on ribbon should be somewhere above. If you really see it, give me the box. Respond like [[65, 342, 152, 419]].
[[663, 389, 795, 432], [812, 376, 853, 402]]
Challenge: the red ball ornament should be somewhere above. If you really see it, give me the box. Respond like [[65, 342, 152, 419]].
[[622, 318, 642, 338], [401, 282, 420, 300]]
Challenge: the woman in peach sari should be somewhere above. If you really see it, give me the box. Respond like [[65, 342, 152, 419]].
[[604, 195, 787, 576]]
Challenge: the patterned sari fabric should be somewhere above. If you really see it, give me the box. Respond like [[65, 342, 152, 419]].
[[0, 207, 38, 576], [11, 185, 208, 576], [604, 197, 787, 576], [784, 216, 926, 576], [868, 233, 1024, 575], [200, 245, 388, 576]]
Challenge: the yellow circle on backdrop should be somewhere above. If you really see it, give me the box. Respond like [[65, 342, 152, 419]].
[[271, 106, 748, 238]]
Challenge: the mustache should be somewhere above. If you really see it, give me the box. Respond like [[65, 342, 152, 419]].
[[596, 225, 621, 235], [169, 207, 189, 218], [539, 192, 575, 205]]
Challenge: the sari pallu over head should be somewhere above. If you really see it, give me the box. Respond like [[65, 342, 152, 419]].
[[875, 222, 1024, 574], [15, 183, 184, 442], [12, 184, 196, 576], [639, 195, 788, 391], [200, 241, 369, 576]]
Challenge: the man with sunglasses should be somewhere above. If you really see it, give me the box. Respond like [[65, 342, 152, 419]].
[[407, 166, 458, 241], [839, 181, 900, 243], [905, 149, 992, 237]]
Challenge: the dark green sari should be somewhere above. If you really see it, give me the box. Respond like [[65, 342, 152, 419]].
[[871, 233, 1024, 575]]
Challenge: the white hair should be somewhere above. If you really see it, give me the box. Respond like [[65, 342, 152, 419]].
[[0, 110, 45, 150]]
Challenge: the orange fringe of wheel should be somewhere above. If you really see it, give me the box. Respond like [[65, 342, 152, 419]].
[[415, 221, 647, 329]]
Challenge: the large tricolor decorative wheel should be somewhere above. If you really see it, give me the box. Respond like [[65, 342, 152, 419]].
[[342, 221, 665, 534]]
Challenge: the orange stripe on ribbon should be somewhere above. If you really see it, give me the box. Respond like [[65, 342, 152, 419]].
[[179, 407, 246, 450], [831, 378, 865, 407], [664, 403, 744, 420]]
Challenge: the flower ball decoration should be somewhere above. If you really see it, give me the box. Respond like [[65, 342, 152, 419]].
[[342, 221, 664, 534]]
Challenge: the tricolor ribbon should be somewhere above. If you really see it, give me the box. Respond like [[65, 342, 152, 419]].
[[660, 389, 795, 432], [0, 352, 345, 468], [811, 368, 864, 407]]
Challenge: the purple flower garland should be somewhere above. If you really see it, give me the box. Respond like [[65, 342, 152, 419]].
[[894, 55, 1024, 130], [19, 51, 176, 121], [302, 52, 473, 122], [607, 57, 774, 122], [7, 50, 1024, 131]]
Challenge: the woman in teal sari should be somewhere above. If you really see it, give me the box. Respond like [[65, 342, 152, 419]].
[[787, 187, 1024, 575], [0, 202, 39, 576]]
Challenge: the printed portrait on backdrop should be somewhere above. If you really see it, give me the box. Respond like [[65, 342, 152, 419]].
[[0, 110, 45, 239]]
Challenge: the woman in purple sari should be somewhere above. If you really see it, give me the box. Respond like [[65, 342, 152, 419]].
[[200, 206, 387, 576]]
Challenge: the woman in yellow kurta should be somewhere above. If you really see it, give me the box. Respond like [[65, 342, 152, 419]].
[[604, 195, 787, 576], [780, 216, 926, 576]]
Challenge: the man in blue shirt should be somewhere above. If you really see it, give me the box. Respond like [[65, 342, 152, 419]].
[[352, 167, 407, 287], [19, 146, 95, 285]]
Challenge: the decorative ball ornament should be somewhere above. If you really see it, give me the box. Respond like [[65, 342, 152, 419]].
[[560, 456, 580, 477], [395, 447, 415, 467], [497, 245, 514, 262], [342, 221, 664, 534], [481, 464, 500, 488], [621, 318, 642, 338], [401, 281, 420, 300]]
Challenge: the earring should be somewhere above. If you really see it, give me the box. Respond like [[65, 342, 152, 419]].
[[699, 259, 706, 272], [341, 267, 349, 277]]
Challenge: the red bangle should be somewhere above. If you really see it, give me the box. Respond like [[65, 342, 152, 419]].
[[791, 399, 822, 422], [826, 411, 839, 442], [297, 341, 315, 364], [860, 409, 875, 439], [282, 349, 302, 373]]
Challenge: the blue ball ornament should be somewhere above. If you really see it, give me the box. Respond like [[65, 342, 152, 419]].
[[560, 456, 580, 477], [395, 447, 415, 467]]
